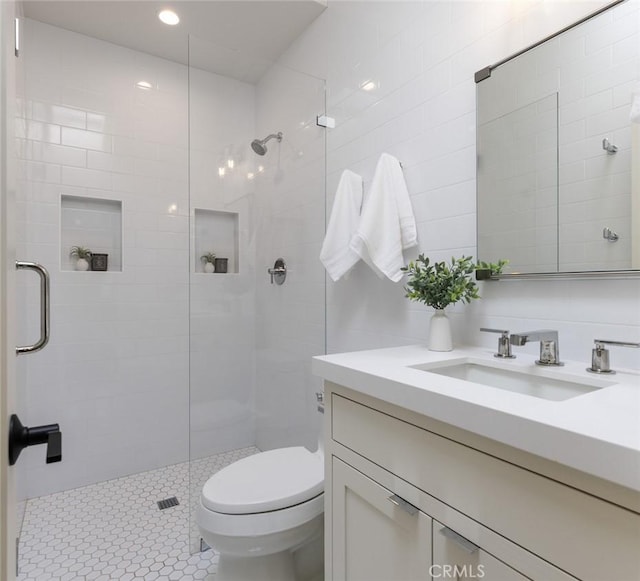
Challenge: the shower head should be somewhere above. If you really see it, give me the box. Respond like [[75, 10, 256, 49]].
[[251, 132, 283, 156]]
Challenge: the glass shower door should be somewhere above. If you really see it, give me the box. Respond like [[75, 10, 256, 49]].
[[13, 15, 192, 577], [187, 33, 326, 555]]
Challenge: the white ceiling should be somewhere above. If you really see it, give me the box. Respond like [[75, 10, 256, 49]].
[[23, 0, 326, 83]]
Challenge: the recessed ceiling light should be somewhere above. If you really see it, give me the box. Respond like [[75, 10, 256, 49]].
[[158, 9, 180, 26], [361, 80, 377, 92], [136, 81, 153, 90]]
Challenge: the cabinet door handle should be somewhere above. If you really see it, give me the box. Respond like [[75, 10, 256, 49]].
[[440, 526, 479, 554], [387, 494, 419, 515]]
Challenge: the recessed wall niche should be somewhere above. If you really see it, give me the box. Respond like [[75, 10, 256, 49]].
[[194, 209, 239, 274], [61, 195, 122, 272]]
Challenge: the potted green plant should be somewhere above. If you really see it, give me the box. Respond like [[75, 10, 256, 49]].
[[201, 252, 216, 273], [70, 246, 92, 271], [402, 255, 507, 351]]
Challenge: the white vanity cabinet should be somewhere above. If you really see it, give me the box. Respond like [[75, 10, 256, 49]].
[[324, 382, 640, 581]]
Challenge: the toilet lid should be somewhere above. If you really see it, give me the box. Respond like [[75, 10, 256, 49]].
[[201, 447, 324, 514]]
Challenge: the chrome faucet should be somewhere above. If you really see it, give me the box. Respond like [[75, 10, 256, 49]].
[[510, 330, 563, 366]]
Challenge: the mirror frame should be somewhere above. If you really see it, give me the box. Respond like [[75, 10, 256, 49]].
[[475, 0, 639, 280]]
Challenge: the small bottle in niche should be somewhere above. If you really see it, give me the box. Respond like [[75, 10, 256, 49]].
[[90, 253, 108, 271], [214, 258, 228, 273]]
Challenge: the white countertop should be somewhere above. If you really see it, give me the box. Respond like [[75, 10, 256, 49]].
[[312, 345, 640, 492]]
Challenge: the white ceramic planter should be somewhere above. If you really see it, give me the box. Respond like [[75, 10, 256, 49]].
[[429, 309, 452, 352], [75, 258, 90, 271], [204, 262, 215, 273]]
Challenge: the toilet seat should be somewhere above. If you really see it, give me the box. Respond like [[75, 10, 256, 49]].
[[198, 493, 324, 539], [201, 447, 323, 515]]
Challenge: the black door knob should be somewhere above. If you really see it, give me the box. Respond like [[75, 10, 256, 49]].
[[8, 414, 62, 466]]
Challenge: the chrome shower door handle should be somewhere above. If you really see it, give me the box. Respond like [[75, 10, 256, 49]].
[[16, 261, 50, 355]]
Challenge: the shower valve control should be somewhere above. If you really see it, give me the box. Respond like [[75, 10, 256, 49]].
[[268, 258, 287, 285]]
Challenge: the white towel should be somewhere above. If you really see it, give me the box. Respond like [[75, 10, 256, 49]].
[[350, 153, 417, 282], [320, 170, 364, 281]]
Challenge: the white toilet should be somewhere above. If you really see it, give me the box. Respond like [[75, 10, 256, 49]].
[[197, 445, 324, 581]]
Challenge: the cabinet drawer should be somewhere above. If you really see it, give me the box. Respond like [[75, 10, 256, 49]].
[[331, 393, 640, 581]]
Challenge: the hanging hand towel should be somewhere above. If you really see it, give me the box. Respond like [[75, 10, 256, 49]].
[[320, 169, 364, 281], [350, 153, 417, 282]]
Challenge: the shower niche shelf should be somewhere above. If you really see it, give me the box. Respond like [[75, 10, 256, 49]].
[[61, 194, 122, 272], [194, 209, 239, 274]]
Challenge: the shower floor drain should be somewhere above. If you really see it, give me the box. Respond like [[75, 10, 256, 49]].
[[157, 496, 179, 510]]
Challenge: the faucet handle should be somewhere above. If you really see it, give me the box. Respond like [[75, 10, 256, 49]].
[[587, 339, 640, 374], [480, 327, 509, 337], [594, 339, 640, 349], [480, 328, 515, 359]]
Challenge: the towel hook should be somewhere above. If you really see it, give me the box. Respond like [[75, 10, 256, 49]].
[[602, 138, 618, 154]]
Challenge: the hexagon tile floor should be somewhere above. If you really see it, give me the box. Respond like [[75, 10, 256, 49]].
[[18, 447, 260, 581]]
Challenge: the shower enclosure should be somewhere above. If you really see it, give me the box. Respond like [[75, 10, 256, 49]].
[[10, 8, 326, 577]]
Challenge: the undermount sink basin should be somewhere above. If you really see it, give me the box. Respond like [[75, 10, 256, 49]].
[[410, 359, 614, 401]]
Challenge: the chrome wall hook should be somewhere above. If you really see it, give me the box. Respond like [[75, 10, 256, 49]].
[[603, 227, 619, 242], [602, 138, 618, 154]]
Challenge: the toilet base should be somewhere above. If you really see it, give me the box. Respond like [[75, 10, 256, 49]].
[[217, 551, 295, 581]]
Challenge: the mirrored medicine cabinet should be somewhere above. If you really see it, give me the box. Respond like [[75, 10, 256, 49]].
[[476, 0, 639, 279]]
